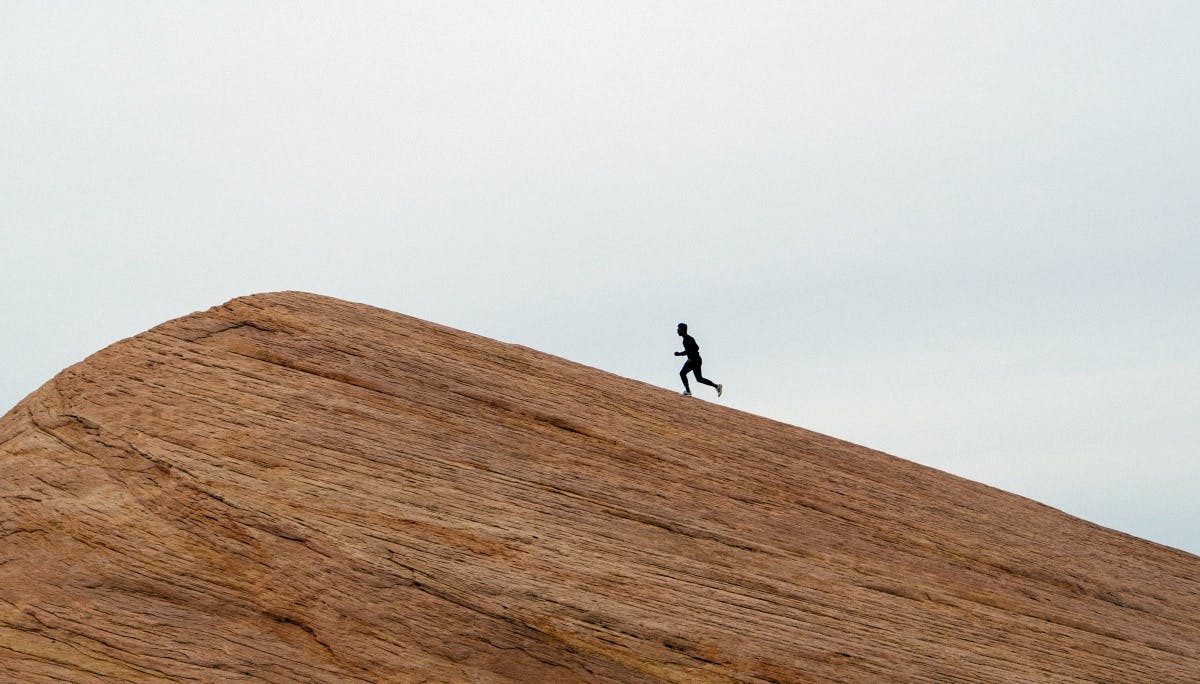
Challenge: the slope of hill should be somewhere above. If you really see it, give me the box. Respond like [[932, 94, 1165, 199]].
[[1, 291, 1197, 683]]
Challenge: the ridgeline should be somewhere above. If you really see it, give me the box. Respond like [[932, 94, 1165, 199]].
[[2, 292, 1197, 682]]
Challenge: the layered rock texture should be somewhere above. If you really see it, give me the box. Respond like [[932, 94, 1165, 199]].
[[1, 292, 1197, 683]]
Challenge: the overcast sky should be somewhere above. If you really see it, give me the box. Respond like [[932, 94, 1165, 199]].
[[3, 2, 1197, 555]]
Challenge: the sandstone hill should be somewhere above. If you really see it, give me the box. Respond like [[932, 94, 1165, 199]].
[[1, 292, 1197, 683]]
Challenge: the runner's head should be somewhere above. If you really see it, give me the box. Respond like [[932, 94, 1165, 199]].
[[677, 323, 687, 336]]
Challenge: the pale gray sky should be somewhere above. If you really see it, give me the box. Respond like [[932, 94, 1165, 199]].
[[3, 2, 1197, 554]]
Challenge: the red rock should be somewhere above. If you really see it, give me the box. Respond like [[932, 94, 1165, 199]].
[[1, 291, 1197, 682]]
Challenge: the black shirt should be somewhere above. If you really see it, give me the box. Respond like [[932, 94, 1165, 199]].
[[681, 334, 701, 362]]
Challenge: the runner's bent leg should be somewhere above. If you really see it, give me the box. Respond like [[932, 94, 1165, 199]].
[[692, 361, 719, 389], [679, 361, 693, 392]]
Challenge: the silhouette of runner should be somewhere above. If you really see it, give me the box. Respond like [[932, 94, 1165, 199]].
[[675, 323, 723, 397]]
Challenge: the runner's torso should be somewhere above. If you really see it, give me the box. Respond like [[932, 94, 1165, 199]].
[[682, 334, 701, 362]]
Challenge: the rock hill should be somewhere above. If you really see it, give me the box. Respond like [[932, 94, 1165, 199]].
[[1, 292, 1197, 683]]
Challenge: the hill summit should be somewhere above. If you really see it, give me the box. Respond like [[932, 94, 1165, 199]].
[[2, 291, 1197, 682]]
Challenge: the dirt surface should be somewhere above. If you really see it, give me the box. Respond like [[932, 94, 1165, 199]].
[[2, 291, 1197, 682]]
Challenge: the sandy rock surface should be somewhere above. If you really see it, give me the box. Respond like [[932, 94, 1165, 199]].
[[1, 291, 1197, 682]]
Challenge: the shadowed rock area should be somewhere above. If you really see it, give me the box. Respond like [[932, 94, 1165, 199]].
[[1, 291, 1197, 683]]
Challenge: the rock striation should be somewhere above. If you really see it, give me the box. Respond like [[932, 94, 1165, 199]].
[[1, 291, 1197, 683]]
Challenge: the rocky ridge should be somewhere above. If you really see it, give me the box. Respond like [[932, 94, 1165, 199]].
[[1, 291, 1197, 682]]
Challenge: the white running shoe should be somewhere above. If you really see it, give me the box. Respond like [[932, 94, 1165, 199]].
[[717, 384, 724, 397], [681, 390, 692, 397]]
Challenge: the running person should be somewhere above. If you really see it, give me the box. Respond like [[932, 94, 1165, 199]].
[[675, 323, 723, 397]]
